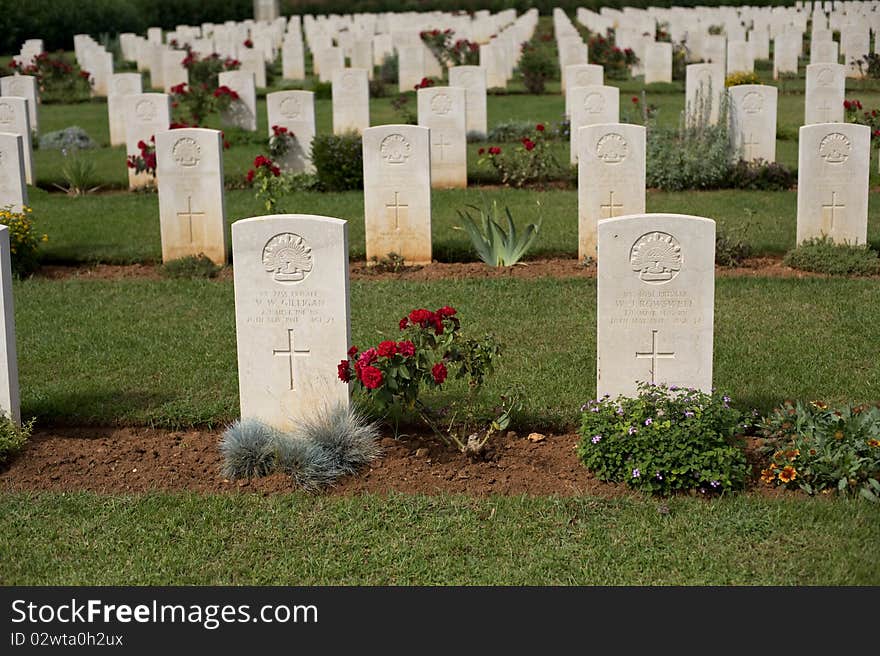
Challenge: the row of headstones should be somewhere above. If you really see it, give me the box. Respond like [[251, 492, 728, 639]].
[[227, 210, 716, 430]]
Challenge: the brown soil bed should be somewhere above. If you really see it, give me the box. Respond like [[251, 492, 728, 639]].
[[33, 256, 870, 283], [0, 426, 785, 499]]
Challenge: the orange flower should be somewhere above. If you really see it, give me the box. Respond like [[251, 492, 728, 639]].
[[772, 451, 784, 460], [777, 466, 797, 483], [760, 468, 776, 484], [786, 449, 800, 460], [809, 448, 817, 456], [868, 439, 880, 448], [834, 430, 844, 440]]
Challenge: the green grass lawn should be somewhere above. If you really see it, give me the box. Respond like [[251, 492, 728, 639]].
[[14, 276, 880, 430], [1, 492, 877, 585]]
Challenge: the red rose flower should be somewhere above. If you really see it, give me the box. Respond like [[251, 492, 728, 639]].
[[360, 365, 384, 389], [631, 96, 639, 104], [246, 169, 255, 183], [397, 340, 415, 357], [431, 362, 448, 384], [337, 360, 351, 382], [478, 147, 485, 155], [522, 138, 535, 151], [536, 123, 545, 131], [408, 308, 433, 327], [377, 340, 398, 357], [436, 306, 456, 317], [430, 315, 444, 335], [488, 146, 501, 155], [399, 317, 409, 330], [358, 347, 378, 367], [348, 345, 359, 357]]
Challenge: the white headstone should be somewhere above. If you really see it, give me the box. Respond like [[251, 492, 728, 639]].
[[597, 213, 716, 399], [796, 123, 869, 245], [0, 133, 28, 212], [239, 49, 267, 87], [417, 86, 467, 189], [108, 73, 143, 146], [124, 93, 171, 189], [569, 85, 620, 164], [0, 76, 38, 134], [362, 124, 432, 264], [449, 65, 488, 139], [805, 63, 845, 124], [810, 39, 839, 64], [578, 123, 646, 260], [564, 64, 603, 116], [266, 90, 315, 173], [726, 40, 754, 74], [644, 42, 673, 84], [232, 214, 351, 430], [0, 98, 33, 185], [685, 63, 724, 127], [282, 39, 305, 80], [218, 70, 257, 132], [773, 34, 800, 79], [398, 45, 426, 92], [0, 225, 20, 425], [332, 68, 370, 135], [729, 84, 778, 163], [156, 127, 227, 265]]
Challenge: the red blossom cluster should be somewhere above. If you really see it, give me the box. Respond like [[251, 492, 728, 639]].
[[246, 155, 280, 182], [339, 339, 420, 389], [478, 145, 502, 156], [170, 82, 188, 96], [521, 137, 535, 151], [243, 39, 253, 48], [399, 306, 457, 335], [414, 77, 435, 90], [213, 85, 239, 100], [126, 135, 156, 174], [272, 124, 292, 137], [453, 39, 480, 53], [844, 99, 863, 111]]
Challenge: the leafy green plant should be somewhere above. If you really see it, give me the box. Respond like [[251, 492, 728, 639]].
[[715, 224, 753, 267], [456, 201, 541, 267], [10, 52, 91, 103], [783, 237, 880, 276], [161, 254, 220, 279], [518, 42, 556, 94], [54, 148, 100, 196], [338, 306, 502, 452], [759, 400, 880, 501], [726, 159, 795, 191], [586, 30, 638, 80], [577, 383, 750, 496], [0, 205, 47, 276], [478, 123, 561, 187], [725, 71, 761, 86], [310, 132, 363, 191], [0, 414, 32, 465]]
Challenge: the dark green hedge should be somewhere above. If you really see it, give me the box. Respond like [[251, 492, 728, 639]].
[[0, 0, 252, 54], [1, 0, 797, 55]]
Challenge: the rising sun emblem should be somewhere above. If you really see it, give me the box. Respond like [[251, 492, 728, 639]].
[[818, 132, 851, 165], [630, 232, 682, 284], [262, 233, 313, 283]]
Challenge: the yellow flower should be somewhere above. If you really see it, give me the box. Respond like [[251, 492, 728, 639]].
[[868, 439, 880, 448], [834, 430, 844, 440], [772, 451, 784, 460], [760, 468, 776, 484], [777, 466, 797, 483], [786, 449, 800, 460]]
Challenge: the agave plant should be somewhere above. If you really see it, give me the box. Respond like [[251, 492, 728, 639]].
[[456, 201, 541, 267]]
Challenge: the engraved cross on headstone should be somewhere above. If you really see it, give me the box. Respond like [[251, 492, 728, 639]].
[[432, 133, 452, 161], [386, 191, 408, 230], [819, 99, 832, 122], [177, 196, 206, 242], [273, 328, 311, 391], [743, 133, 760, 159], [821, 190, 845, 232], [599, 190, 624, 218], [635, 329, 676, 384]]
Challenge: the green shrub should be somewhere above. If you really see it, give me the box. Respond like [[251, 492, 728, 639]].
[[577, 383, 750, 496], [38, 127, 96, 151], [311, 132, 363, 191], [0, 415, 33, 465], [312, 81, 332, 100], [759, 400, 880, 501], [715, 226, 753, 267], [586, 30, 638, 80], [161, 254, 221, 279], [0, 206, 47, 277], [9, 53, 91, 104], [487, 120, 545, 142], [783, 237, 880, 276], [647, 123, 733, 191], [456, 201, 542, 266], [725, 71, 761, 86], [518, 43, 556, 94], [379, 53, 399, 85], [726, 159, 796, 191]]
